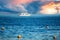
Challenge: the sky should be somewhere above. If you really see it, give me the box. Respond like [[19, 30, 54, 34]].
[[0, 0, 60, 17]]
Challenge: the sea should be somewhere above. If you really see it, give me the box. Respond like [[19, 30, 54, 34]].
[[0, 15, 60, 40]]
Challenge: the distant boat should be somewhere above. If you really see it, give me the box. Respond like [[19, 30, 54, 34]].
[[19, 13, 31, 16]]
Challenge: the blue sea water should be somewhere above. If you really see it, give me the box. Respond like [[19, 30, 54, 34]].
[[0, 16, 60, 40]]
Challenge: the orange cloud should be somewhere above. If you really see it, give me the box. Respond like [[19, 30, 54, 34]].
[[11, 0, 55, 5], [11, 0, 35, 4], [39, 0, 54, 2], [40, 1, 60, 14]]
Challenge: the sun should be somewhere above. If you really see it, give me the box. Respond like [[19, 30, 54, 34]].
[[40, 8, 57, 14], [40, 1, 60, 14]]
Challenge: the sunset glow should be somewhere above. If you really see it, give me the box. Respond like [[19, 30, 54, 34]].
[[12, 0, 35, 4], [40, 1, 60, 14]]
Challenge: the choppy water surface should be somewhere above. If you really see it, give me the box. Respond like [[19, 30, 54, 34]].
[[0, 16, 60, 40]]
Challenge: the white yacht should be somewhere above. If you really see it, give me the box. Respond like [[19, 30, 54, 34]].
[[19, 13, 31, 16]]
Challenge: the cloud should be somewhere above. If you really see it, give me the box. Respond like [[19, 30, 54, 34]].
[[0, 5, 19, 13], [0, 0, 30, 13], [11, 0, 37, 5], [11, 0, 60, 5], [39, 0, 60, 3], [0, 3, 31, 16], [26, 1, 41, 14], [39, 0, 53, 2], [38, 1, 60, 14], [0, 0, 60, 15], [0, 0, 12, 5], [0, 3, 28, 13]]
